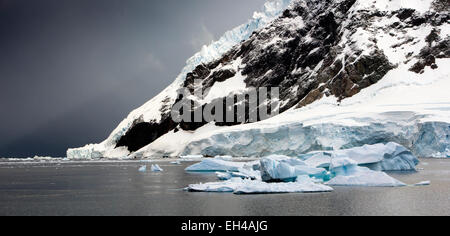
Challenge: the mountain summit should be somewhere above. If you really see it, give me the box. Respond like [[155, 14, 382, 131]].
[[68, 0, 450, 159]]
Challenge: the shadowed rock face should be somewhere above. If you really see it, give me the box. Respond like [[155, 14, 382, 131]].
[[116, 115, 177, 152], [116, 0, 449, 153]]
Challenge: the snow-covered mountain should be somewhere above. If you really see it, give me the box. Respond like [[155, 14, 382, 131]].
[[68, 0, 450, 159]]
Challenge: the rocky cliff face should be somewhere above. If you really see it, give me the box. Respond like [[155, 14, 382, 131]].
[[68, 0, 450, 159]]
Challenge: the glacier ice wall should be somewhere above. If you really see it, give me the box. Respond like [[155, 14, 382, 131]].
[[181, 121, 450, 158]]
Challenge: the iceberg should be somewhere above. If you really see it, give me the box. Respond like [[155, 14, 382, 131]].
[[186, 147, 416, 193], [151, 164, 164, 172], [186, 176, 333, 194], [299, 143, 419, 171], [327, 158, 406, 187], [260, 155, 329, 182], [185, 158, 246, 172], [138, 165, 147, 172], [331, 142, 419, 171]]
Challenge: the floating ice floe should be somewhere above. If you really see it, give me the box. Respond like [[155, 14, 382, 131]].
[[186, 176, 333, 194], [151, 164, 164, 172], [138, 165, 147, 172], [185, 158, 247, 172], [170, 161, 182, 165], [414, 181, 431, 186], [326, 158, 406, 187]]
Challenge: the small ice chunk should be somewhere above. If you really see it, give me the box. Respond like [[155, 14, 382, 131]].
[[170, 161, 182, 165], [414, 181, 431, 186], [185, 158, 246, 172], [151, 164, 164, 172], [138, 165, 147, 172]]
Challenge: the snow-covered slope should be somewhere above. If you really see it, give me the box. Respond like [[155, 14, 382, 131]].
[[68, 0, 449, 159]]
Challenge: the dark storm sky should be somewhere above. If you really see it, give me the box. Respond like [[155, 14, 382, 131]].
[[0, 0, 267, 157]]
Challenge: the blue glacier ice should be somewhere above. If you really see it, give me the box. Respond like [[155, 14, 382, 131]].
[[138, 165, 147, 172], [181, 122, 450, 159], [327, 158, 406, 187], [185, 158, 246, 172], [303, 152, 333, 168], [185, 142, 420, 193], [260, 155, 329, 182], [301, 143, 419, 171], [150, 164, 164, 172]]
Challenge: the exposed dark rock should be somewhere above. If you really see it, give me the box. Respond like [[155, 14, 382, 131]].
[[396, 8, 416, 20], [432, 0, 450, 12], [203, 69, 236, 88], [410, 29, 449, 73], [116, 116, 177, 152]]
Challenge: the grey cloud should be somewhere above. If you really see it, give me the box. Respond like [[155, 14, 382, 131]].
[[0, 0, 267, 157]]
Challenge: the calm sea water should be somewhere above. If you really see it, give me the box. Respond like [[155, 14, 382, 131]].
[[0, 159, 449, 216]]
